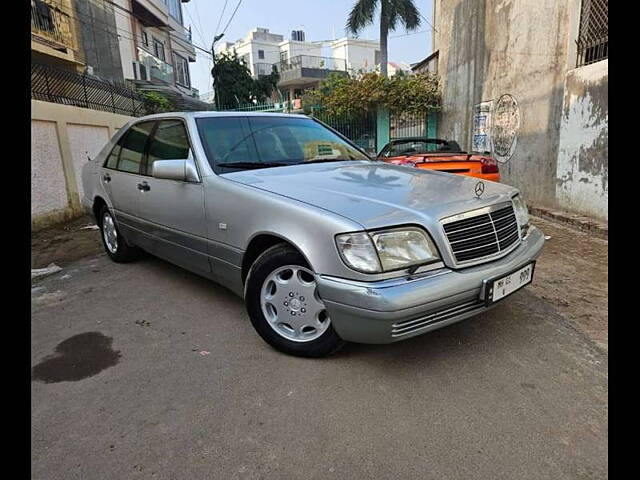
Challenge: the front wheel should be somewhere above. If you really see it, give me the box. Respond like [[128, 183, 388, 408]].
[[245, 244, 345, 358]]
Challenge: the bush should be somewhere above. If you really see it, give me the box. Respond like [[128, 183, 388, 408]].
[[303, 72, 441, 116], [140, 91, 172, 114]]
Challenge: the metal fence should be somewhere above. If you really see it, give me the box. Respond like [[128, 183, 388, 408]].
[[218, 100, 290, 112], [311, 111, 377, 154], [576, 0, 608, 67], [31, 63, 145, 116], [390, 112, 428, 139]]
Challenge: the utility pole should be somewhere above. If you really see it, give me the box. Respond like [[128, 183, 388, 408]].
[[211, 33, 225, 110]]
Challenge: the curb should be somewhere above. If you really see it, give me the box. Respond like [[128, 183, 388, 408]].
[[529, 206, 607, 239]]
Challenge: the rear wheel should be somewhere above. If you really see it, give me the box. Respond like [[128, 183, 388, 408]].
[[245, 244, 345, 357], [98, 205, 141, 263]]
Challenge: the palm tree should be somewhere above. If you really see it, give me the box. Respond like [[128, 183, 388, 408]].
[[346, 0, 421, 78]]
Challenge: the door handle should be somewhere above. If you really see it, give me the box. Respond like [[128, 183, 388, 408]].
[[103, 173, 111, 183], [137, 181, 151, 192]]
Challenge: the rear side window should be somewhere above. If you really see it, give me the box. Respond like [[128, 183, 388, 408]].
[[145, 120, 191, 175], [118, 122, 155, 174]]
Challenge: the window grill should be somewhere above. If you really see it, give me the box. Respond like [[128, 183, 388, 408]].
[[576, 0, 608, 67]]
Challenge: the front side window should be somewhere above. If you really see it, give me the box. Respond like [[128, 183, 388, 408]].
[[145, 120, 191, 175], [196, 116, 369, 174], [117, 122, 155, 174], [258, 50, 265, 60]]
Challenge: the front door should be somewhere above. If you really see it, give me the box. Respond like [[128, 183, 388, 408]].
[[136, 119, 209, 276]]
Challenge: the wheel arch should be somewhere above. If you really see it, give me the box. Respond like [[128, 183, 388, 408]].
[[241, 233, 312, 286], [92, 196, 108, 223]]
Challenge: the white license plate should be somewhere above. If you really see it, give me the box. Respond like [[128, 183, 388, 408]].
[[486, 262, 535, 304]]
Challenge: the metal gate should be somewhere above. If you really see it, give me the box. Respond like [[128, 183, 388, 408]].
[[389, 112, 427, 139], [311, 111, 377, 155]]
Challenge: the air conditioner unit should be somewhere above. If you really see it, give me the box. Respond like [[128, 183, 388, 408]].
[[132, 61, 150, 81]]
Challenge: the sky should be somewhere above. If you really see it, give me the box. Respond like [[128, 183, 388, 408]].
[[182, 0, 434, 96]]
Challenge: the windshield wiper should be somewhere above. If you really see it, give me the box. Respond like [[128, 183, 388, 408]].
[[217, 162, 289, 170]]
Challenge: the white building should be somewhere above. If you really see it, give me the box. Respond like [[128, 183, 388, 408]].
[[328, 37, 381, 75], [216, 28, 387, 105]]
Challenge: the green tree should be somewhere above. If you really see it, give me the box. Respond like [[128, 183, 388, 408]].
[[346, 0, 421, 78], [302, 72, 440, 116], [211, 53, 280, 108]]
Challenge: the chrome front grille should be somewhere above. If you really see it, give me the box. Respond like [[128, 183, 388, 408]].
[[442, 203, 520, 265]]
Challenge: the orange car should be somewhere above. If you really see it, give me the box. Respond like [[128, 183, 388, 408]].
[[377, 137, 500, 182]]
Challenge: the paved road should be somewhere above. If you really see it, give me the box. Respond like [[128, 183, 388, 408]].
[[31, 245, 607, 479]]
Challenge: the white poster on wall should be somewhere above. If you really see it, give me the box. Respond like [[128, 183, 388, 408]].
[[472, 101, 493, 153]]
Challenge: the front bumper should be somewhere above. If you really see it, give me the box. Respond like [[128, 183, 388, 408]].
[[316, 225, 545, 344]]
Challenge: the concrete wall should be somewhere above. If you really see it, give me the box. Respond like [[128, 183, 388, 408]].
[[75, 0, 124, 81], [556, 60, 608, 220], [31, 100, 134, 230], [433, 0, 607, 220], [113, 0, 137, 81]]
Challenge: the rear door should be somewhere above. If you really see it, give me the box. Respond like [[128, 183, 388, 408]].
[[101, 121, 155, 247], [136, 118, 209, 275]]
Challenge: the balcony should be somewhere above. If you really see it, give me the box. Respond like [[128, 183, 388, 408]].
[[277, 55, 348, 88], [132, 0, 169, 28], [31, 0, 76, 54], [253, 63, 277, 77], [137, 47, 174, 84]]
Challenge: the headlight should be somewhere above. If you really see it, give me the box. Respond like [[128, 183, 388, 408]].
[[336, 227, 440, 273], [512, 194, 530, 234], [335, 232, 381, 273]]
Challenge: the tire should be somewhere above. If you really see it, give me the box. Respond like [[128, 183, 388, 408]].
[[97, 205, 141, 263], [245, 244, 346, 358]]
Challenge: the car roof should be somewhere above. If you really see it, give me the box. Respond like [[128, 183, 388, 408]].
[[132, 111, 311, 122]]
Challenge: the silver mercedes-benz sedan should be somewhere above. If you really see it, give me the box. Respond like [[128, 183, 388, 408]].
[[81, 112, 544, 357]]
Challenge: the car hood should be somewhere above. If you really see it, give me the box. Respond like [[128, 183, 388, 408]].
[[223, 161, 517, 230]]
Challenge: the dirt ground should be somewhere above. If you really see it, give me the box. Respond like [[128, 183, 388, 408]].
[[31, 215, 608, 351], [527, 217, 608, 351], [31, 214, 102, 269]]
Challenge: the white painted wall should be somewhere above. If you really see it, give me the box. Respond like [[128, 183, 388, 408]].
[[330, 38, 380, 74], [67, 124, 111, 198], [31, 120, 68, 217], [31, 100, 134, 229], [556, 60, 608, 220], [280, 40, 322, 60]]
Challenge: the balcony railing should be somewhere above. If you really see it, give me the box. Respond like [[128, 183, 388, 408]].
[[253, 63, 276, 77], [31, 0, 76, 51], [137, 47, 174, 84], [31, 63, 145, 116], [277, 55, 347, 73]]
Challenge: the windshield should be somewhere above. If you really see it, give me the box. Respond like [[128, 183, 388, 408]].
[[380, 139, 464, 157], [196, 116, 370, 173]]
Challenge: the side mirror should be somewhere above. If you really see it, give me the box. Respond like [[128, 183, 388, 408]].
[[151, 159, 199, 182]]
